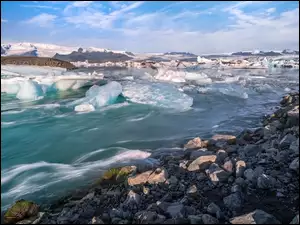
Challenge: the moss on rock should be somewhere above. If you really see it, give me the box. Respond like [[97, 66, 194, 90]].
[[4, 200, 39, 224]]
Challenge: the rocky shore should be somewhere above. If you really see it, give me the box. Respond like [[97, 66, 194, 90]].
[[3, 92, 299, 224], [1, 56, 77, 70]]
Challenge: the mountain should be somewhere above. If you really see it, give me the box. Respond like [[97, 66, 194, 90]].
[[164, 52, 197, 57], [1, 42, 135, 59], [282, 49, 299, 55], [53, 48, 133, 62], [231, 51, 282, 56]]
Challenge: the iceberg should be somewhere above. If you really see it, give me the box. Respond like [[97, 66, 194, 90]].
[[122, 82, 193, 110], [16, 80, 44, 100], [70, 81, 122, 109]]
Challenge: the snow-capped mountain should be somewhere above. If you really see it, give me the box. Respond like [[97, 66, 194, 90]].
[[1, 42, 135, 58]]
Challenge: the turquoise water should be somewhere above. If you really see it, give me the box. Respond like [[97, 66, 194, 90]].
[[1, 67, 299, 210]]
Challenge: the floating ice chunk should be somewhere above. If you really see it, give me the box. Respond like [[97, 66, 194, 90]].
[[16, 80, 44, 100], [71, 81, 122, 109], [75, 104, 95, 112], [123, 82, 193, 110], [1, 78, 22, 94], [54, 80, 76, 91]]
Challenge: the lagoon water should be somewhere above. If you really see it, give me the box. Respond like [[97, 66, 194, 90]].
[[1, 66, 299, 210]]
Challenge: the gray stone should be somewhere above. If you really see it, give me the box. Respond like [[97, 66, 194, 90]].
[[279, 134, 297, 150], [289, 158, 299, 173], [188, 215, 202, 224], [229, 209, 281, 224], [290, 138, 299, 155], [257, 174, 275, 189], [243, 145, 263, 157], [202, 214, 219, 224], [166, 203, 185, 218], [206, 163, 231, 184], [290, 214, 299, 224], [123, 190, 141, 206], [190, 150, 214, 160], [91, 217, 105, 224], [223, 193, 243, 211], [167, 176, 178, 185], [134, 211, 158, 224], [187, 185, 198, 195], [216, 149, 228, 164], [207, 203, 221, 215]]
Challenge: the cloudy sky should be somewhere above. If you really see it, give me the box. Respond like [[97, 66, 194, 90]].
[[1, 1, 299, 54]]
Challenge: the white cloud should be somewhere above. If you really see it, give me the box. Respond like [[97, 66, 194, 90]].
[[266, 7, 276, 14], [73, 1, 93, 7], [1, 18, 8, 23], [21, 4, 59, 10], [24, 13, 57, 27]]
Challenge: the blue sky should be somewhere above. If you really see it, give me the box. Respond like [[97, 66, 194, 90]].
[[1, 1, 299, 54]]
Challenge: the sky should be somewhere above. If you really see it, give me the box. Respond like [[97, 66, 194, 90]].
[[1, 1, 299, 54]]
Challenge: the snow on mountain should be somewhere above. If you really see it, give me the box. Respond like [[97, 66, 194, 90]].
[[1, 42, 135, 58]]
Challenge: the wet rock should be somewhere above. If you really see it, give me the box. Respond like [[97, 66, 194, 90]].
[[211, 134, 237, 145], [223, 160, 234, 173], [235, 160, 246, 178], [16, 212, 44, 224], [4, 200, 39, 224], [100, 166, 136, 185], [190, 150, 214, 160], [184, 137, 203, 149], [229, 209, 281, 224], [128, 171, 152, 186], [243, 144, 263, 157], [206, 163, 231, 184], [91, 217, 105, 224], [207, 203, 221, 215], [187, 155, 217, 171], [167, 176, 178, 185], [134, 211, 158, 224], [257, 174, 276, 189], [290, 214, 299, 224], [143, 186, 150, 195], [166, 203, 185, 218], [279, 134, 297, 150], [148, 168, 168, 184], [243, 169, 254, 181], [123, 190, 141, 206], [289, 158, 299, 173], [223, 192, 243, 212], [216, 150, 228, 164], [188, 215, 202, 224], [202, 214, 219, 224], [186, 185, 198, 196], [290, 138, 299, 155]]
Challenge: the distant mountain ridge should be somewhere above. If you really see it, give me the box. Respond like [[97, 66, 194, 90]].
[[164, 52, 197, 57]]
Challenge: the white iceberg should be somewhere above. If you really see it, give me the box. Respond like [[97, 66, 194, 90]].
[[70, 81, 122, 109], [123, 82, 193, 110], [16, 80, 44, 100]]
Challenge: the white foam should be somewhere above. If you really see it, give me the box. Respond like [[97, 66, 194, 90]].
[[127, 112, 152, 122], [1, 109, 26, 115], [16, 80, 44, 100], [75, 103, 95, 112], [123, 82, 193, 111]]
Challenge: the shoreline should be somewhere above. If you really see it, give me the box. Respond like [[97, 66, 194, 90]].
[[2, 92, 299, 224]]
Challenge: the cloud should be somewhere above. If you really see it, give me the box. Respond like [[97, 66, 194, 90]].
[[1, 18, 8, 23], [72, 1, 93, 7], [64, 1, 144, 29], [21, 4, 59, 10], [266, 7, 276, 14], [24, 13, 57, 27]]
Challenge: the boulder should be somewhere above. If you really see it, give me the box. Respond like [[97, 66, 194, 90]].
[[190, 150, 214, 160], [223, 160, 235, 173], [216, 150, 228, 164], [290, 214, 299, 224], [4, 200, 39, 224], [188, 215, 202, 224], [289, 158, 299, 173], [223, 193, 243, 212], [211, 134, 236, 145], [229, 209, 281, 224], [100, 166, 136, 185], [202, 214, 219, 224], [206, 163, 231, 184], [279, 134, 297, 150], [242, 144, 263, 157], [185, 137, 203, 149], [257, 174, 276, 189], [187, 155, 217, 171], [235, 160, 246, 178], [148, 168, 168, 184], [128, 171, 152, 186], [207, 203, 221, 215], [243, 169, 254, 182], [166, 203, 185, 218]]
